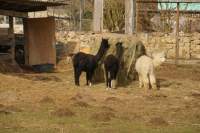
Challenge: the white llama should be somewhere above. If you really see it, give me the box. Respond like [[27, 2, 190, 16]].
[[135, 51, 166, 90]]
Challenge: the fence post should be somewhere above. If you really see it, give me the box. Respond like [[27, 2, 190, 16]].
[[79, 0, 83, 31], [175, 2, 180, 65], [125, 0, 135, 34], [93, 0, 104, 32]]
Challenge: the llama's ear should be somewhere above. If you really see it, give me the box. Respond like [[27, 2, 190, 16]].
[[119, 38, 123, 43], [118, 43, 122, 47]]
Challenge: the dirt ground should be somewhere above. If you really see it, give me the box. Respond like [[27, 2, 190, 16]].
[[0, 60, 200, 133]]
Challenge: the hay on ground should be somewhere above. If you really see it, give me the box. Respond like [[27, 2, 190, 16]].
[[0, 60, 22, 73]]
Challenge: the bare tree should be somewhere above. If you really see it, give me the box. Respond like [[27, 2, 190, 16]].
[[104, 0, 125, 32]]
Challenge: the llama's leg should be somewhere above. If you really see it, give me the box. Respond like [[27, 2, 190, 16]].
[[138, 73, 143, 88], [108, 78, 112, 90], [142, 74, 150, 91], [111, 71, 117, 89], [87, 72, 92, 86], [104, 67, 109, 89], [107, 72, 112, 90], [149, 73, 158, 90], [103, 66, 107, 83], [105, 70, 109, 89], [86, 71, 89, 85], [88, 69, 95, 87], [75, 68, 81, 86]]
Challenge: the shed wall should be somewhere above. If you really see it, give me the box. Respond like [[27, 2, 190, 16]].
[[24, 17, 56, 65]]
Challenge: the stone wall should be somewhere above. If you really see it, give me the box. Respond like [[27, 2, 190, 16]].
[[138, 32, 200, 59], [56, 31, 200, 59]]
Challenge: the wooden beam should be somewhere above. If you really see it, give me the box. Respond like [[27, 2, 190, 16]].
[[23, 18, 29, 65], [8, 17, 13, 34], [8, 16, 15, 64], [93, 0, 104, 32], [0, 9, 28, 18], [175, 2, 180, 65], [125, 0, 135, 34]]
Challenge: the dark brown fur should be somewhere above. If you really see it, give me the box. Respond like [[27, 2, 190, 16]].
[[73, 39, 109, 86], [104, 42, 123, 88]]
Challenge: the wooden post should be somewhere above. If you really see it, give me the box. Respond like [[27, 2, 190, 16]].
[[23, 18, 29, 65], [8, 16, 15, 64], [8, 17, 14, 33], [135, 0, 139, 32], [93, 0, 104, 32], [79, 0, 83, 31], [175, 2, 180, 65], [125, 0, 135, 34]]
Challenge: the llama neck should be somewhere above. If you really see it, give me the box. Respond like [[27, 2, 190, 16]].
[[115, 49, 123, 60], [95, 45, 106, 62]]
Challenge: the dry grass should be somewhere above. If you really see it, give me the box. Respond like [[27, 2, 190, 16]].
[[0, 62, 200, 133]]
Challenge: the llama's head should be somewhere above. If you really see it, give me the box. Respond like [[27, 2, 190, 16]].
[[115, 42, 123, 59], [95, 38, 110, 61], [136, 42, 146, 58], [116, 42, 122, 47], [101, 38, 110, 50], [152, 51, 166, 67]]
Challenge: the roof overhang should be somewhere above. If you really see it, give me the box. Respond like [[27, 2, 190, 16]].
[[0, 0, 68, 17]]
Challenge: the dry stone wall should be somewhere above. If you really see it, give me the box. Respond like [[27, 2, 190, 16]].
[[138, 32, 200, 59], [56, 31, 200, 59]]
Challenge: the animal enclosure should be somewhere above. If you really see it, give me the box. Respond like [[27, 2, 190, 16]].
[[0, 0, 200, 133]]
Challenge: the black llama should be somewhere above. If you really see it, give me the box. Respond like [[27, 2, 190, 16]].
[[73, 38, 110, 86], [104, 42, 124, 89]]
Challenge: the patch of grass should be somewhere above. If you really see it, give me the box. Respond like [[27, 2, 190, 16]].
[[0, 101, 200, 133]]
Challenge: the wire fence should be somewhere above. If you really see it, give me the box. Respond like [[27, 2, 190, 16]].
[[48, 0, 93, 32], [55, 18, 93, 32], [136, 1, 200, 33]]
